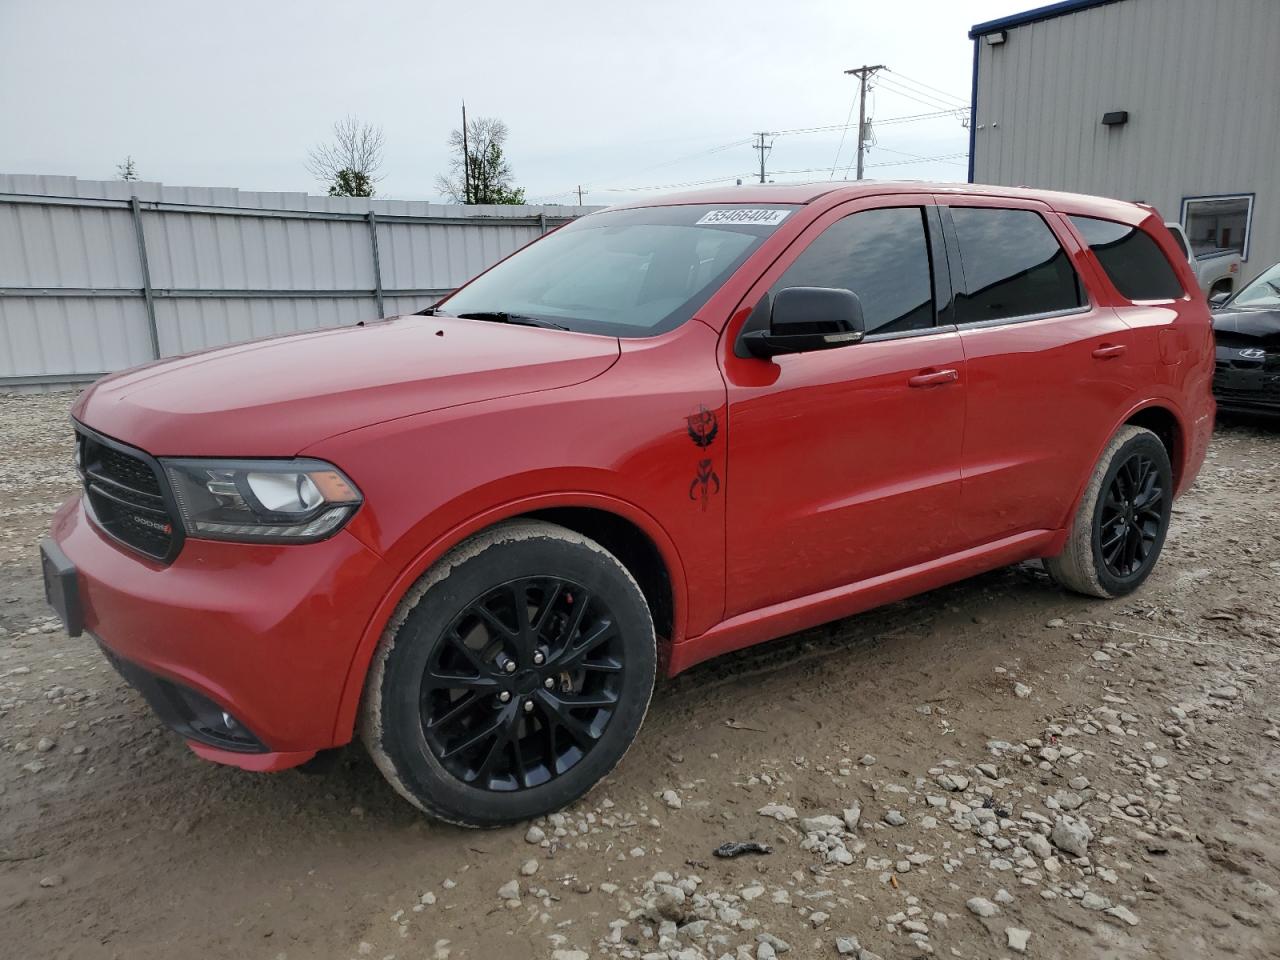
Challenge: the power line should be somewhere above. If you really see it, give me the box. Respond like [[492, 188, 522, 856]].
[[885, 69, 969, 107], [828, 92, 860, 180], [874, 75, 966, 114]]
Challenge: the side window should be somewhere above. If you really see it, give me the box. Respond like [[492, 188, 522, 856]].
[[1069, 216, 1185, 301], [950, 208, 1083, 324], [772, 207, 934, 335]]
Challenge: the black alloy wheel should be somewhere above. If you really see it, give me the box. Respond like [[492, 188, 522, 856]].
[[1096, 452, 1165, 579], [361, 520, 656, 826], [421, 577, 624, 791]]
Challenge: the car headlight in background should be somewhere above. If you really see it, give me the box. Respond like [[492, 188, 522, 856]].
[[162, 458, 362, 543]]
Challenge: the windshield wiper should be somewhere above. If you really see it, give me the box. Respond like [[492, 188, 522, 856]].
[[453, 310, 570, 331]]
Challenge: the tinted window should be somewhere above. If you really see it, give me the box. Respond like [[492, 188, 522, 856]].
[[440, 204, 792, 337], [951, 208, 1082, 324], [773, 207, 934, 335], [1069, 216, 1185, 301]]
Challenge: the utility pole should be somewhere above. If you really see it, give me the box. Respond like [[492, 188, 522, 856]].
[[843, 64, 885, 180], [752, 132, 774, 184], [576, 185, 585, 205], [461, 101, 471, 204]]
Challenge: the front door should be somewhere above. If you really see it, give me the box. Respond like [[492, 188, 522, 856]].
[[720, 199, 968, 619]]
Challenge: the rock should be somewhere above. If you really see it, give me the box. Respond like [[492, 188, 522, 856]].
[[937, 773, 969, 792], [1006, 927, 1031, 953], [966, 897, 998, 918], [1050, 817, 1093, 858], [36, 737, 55, 753], [661, 789, 682, 810], [1025, 834, 1053, 860], [1208, 686, 1239, 701], [1081, 892, 1109, 911], [835, 936, 861, 956], [38, 875, 63, 888], [654, 885, 687, 920], [842, 804, 862, 830], [1046, 618, 1065, 628], [756, 932, 791, 954], [809, 910, 830, 928], [860, 754, 877, 766], [552, 951, 590, 960], [995, 889, 1015, 905], [525, 825, 546, 844], [520, 858, 539, 876], [1053, 791, 1084, 811], [758, 803, 798, 822], [1106, 905, 1140, 926], [801, 814, 844, 833], [883, 810, 906, 826], [497, 880, 521, 901]]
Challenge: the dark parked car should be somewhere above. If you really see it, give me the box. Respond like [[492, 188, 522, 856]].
[[1212, 261, 1280, 415]]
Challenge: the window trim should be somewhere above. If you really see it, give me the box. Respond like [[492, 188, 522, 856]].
[[764, 203, 944, 343], [1066, 214, 1188, 305], [940, 204, 1093, 329], [1179, 192, 1256, 262]]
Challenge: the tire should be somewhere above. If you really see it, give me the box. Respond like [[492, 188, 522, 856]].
[[360, 520, 656, 827], [1045, 425, 1173, 599]]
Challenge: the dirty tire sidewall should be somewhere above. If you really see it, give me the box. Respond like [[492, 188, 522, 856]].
[[1089, 429, 1172, 597], [1046, 426, 1172, 599], [361, 521, 656, 827]]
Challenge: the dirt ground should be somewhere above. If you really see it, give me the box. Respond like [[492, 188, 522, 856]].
[[1, 390, 1277, 960]]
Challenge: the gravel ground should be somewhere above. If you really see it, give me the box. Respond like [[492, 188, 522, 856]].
[[1, 390, 1278, 960]]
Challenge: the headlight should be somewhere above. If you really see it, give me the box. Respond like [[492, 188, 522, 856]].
[[162, 458, 362, 543]]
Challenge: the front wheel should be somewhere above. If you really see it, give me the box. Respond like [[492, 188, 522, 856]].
[[360, 520, 656, 826], [1045, 425, 1173, 598]]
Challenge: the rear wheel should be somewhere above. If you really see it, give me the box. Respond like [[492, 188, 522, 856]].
[[360, 520, 656, 826], [1045, 425, 1172, 598]]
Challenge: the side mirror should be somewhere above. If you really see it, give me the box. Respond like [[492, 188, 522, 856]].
[[741, 286, 865, 359], [1208, 290, 1231, 309]]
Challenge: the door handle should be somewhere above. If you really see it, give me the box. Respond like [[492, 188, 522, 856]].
[[1092, 343, 1127, 360], [908, 368, 959, 388]]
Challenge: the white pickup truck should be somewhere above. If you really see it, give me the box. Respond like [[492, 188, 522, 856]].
[[1165, 221, 1242, 301]]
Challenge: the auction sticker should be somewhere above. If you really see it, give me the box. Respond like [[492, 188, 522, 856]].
[[695, 208, 791, 227]]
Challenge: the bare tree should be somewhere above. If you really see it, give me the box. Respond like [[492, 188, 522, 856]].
[[307, 116, 385, 197], [116, 156, 138, 181], [436, 116, 525, 205]]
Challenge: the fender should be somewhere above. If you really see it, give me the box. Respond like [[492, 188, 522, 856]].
[[329, 490, 688, 745], [1045, 394, 1191, 558]]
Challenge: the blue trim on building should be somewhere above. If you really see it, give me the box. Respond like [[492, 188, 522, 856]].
[[969, 0, 1123, 38], [967, 38, 979, 183]]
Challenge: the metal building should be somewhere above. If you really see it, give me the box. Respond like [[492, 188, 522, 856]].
[[968, 0, 1280, 284]]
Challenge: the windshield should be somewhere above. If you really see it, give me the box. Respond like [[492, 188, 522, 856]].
[[1232, 262, 1280, 309], [436, 204, 795, 336]]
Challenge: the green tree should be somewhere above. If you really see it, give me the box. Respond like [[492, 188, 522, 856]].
[[436, 116, 525, 205], [307, 116, 383, 197], [116, 156, 138, 180], [327, 169, 375, 198]]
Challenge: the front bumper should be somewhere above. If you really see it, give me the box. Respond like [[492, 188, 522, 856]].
[[46, 496, 387, 769], [1214, 358, 1280, 414]]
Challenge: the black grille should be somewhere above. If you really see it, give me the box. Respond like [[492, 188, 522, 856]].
[[77, 426, 182, 562]]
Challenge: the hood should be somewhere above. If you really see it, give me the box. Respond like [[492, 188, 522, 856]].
[[1212, 307, 1280, 347], [74, 315, 620, 456]]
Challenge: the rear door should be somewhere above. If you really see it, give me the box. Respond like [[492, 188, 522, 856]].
[[940, 197, 1139, 544], [721, 197, 968, 617]]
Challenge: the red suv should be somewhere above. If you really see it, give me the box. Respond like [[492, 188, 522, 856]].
[[42, 183, 1215, 826]]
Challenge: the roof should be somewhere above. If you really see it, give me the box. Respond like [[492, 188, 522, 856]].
[[607, 181, 1152, 225], [969, 0, 1125, 39]]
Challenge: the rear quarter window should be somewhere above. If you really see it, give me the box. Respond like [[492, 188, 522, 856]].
[[1069, 216, 1185, 302]]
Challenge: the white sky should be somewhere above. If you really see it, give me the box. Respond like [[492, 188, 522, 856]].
[[0, 0, 1028, 204]]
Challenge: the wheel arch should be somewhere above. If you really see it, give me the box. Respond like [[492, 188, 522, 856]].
[[331, 493, 686, 746], [1050, 398, 1188, 558]]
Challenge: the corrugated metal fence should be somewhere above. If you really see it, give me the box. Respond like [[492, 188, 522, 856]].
[[0, 174, 596, 387]]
